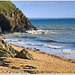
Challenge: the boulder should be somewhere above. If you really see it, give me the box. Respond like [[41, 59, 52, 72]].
[[16, 49, 34, 60]]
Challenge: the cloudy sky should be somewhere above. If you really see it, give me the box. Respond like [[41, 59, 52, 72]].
[[12, 1, 75, 18]]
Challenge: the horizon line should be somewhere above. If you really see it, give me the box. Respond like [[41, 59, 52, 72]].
[[28, 17, 75, 19], [1, 0, 75, 1]]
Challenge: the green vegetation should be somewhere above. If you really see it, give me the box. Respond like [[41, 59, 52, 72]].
[[0, 1, 36, 33], [0, 1, 16, 14]]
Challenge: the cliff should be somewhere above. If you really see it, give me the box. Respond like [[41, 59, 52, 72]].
[[0, 1, 36, 34]]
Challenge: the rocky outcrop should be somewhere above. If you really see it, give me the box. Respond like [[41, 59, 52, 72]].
[[16, 49, 34, 60], [0, 35, 34, 60], [0, 35, 19, 57], [0, 1, 36, 34]]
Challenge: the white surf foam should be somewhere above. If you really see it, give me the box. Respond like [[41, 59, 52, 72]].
[[4, 39, 18, 42], [4, 38, 63, 49], [62, 49, 75, 54], [44, 44, 63, 49], [26, 30, 49, 34]]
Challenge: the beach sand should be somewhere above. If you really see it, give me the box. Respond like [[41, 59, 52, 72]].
[[0, 43, 75, 74]]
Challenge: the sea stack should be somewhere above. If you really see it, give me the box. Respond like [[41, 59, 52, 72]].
[[0, 1, 36, 34]]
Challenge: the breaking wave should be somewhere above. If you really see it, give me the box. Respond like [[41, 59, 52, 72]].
[[44, 44, 64, 49], [18, 41, 64, 49], [40, 39, 75, 44], [4, 38, 64, 49], [26, 29, 56, 34], [40, 39, 57, 42], [62, 49, 75, 54], [4, 39, 19, 42]]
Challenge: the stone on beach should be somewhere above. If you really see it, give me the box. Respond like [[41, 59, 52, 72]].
[[16, 49, 34, 60]]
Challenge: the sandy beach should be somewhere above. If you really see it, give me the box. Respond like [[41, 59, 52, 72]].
[[0, 43, 74, 74]]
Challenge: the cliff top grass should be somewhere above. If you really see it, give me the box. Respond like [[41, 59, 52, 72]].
[[0, 1, 16, 14]]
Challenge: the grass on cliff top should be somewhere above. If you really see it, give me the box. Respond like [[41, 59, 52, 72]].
[[0, 1, 16, 14]]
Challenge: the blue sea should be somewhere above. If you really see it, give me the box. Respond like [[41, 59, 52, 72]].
[[2, 18, 75, 59]]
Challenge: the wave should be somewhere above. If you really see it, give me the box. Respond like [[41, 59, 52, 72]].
[[7, 39, 63, 49], [21, 36, 37, 39], [26, 30, 50, 34], [44, 44, 63, 49], [62, 49, 75, 54], [17, 41, 63, 49], [18, 41, 43, 46], [4, 38, 64, 49], [40, 39, 75, 45], [40, 39, 57, 42], [4, 39, 19, 42]]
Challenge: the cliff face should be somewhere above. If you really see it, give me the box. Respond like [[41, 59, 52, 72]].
[[0, 1, 36, 34]]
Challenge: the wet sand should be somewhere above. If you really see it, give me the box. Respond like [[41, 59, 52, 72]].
[[0, 43, 75, 74]]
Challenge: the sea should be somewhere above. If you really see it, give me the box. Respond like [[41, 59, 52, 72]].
[[2, 18, 75, 59]]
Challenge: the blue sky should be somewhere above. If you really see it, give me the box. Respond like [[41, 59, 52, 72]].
[[12, 1, 75, 18]]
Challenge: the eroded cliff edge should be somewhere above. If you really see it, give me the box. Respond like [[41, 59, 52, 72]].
[[0, 1, 36, 34]]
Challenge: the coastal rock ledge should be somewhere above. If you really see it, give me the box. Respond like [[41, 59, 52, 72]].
[[0, 1, 36, 34], [0, 35, 34, 60]]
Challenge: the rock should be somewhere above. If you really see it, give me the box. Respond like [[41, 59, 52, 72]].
[[0, 14, 11, 33], [0, 35, 19, 57], [16, 49, 34, 60], [8, 45, 19, 54], [0, 1, 37, 34], [0, 48, 14, 57], [0, 26, 2, 34], [0, 36, 34, 59]]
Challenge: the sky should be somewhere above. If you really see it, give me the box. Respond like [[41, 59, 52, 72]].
[[12, 1, 75, 18]]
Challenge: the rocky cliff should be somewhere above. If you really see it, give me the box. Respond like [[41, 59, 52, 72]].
[[0, 1, 36, 34]]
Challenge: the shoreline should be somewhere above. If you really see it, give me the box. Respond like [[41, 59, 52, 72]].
[[9, 43, 75, 63], [2, 31, 75, 60], [0, 43, 74, 73]]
